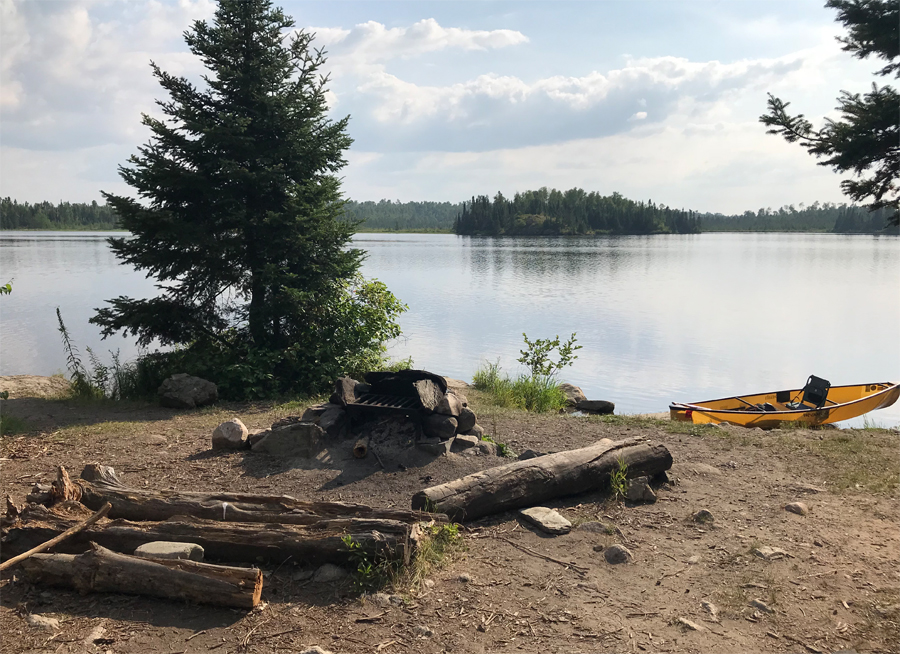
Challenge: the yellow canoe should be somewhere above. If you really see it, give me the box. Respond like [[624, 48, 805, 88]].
[[670, 379, 899, 428]]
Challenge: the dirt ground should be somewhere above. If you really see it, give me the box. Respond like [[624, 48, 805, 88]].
[[1, 376, 898, 654]]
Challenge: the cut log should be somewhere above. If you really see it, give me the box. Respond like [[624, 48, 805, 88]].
[[20, 543, 262, 609], [411, 438, 673, 522], [41, 464, 445, 525], [353, 436, 370, 459], [2, 501, 422, 566]]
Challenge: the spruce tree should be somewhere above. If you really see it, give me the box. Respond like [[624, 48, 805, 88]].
[[93, 0, 404, 396], [760, 0, 899, 227]]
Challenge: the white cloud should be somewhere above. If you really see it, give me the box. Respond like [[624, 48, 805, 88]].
[[629, 111, 648, 121]]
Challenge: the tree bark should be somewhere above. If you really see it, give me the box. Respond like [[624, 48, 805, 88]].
[[45, 464, 445, 525], [411, 438, 673, 522], [3, 502, 422, 567], [20, 542, 263, 609]]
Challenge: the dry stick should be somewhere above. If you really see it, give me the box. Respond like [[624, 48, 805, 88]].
[[0, 501, 111, 572], [497, 536, 588, 577]]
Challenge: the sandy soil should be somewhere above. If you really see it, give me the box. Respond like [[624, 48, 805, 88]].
[[1, 377, 898, 654]]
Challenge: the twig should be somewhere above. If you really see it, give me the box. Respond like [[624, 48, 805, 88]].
[[497, 537, 588, 576], [356, 612, 388, 623], [371, 446, 386, 470], [0, 502, 112, 572], [258, 628, 298, 640], [185, 630, 207, 642]]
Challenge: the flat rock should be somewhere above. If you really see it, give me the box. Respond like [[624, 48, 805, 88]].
[[625, 476, 657, 503], [519, 507, 572, 535], [25, 614, 59, 632], [450, 434, 479, 452], [134, 541, 204, 561], [158, 373, 218, 409], [603, 544, 633, 564], [312, 563, 348, 583], [298, 648, 333, 654], [212, 418, 248, 450], [752, 545, 790, 561], [251, 422, 324, 458], [785, 501, 809, 516]]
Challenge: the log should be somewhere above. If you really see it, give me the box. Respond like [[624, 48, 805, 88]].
[[411, 438, 673, 522], [42, 464, 445, 525], [353, 436, 370, 459], [20, 543, 262, 609], [2, 501, 421, 566]]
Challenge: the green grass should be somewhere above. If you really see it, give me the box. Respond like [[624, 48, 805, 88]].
[[472, 361, 567, 413], [0, 414, 32, 435]]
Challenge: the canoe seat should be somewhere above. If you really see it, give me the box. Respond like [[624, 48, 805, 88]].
[[787, 375, 831, 410]]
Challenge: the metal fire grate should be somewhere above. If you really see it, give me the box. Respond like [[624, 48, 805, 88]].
[[349, 393, 420, 411]]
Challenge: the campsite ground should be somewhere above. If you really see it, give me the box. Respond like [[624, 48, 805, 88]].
[[1, 376, 898, 654]]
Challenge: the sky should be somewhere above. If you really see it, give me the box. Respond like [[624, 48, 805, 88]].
[[0, 0, 885, 214]]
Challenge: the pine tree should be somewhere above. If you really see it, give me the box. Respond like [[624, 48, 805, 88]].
[[760, 0, 899, 227], [92, 0, 404, 396]]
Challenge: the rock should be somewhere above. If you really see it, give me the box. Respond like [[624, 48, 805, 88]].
[[291, 569, 314, 582], [435, 391, 463, 417], [82, 624, 106, 647], [701, 600, 719, 620], [298, 648, 333, 654], [559, 382, 587, 406], [677, 617, 705, 631], [517, 449, 544, 461], [450, 434, 479, 452], [692, 509, 715, 523], [312, 564, 348, 583], [158, 373, 218, 409], [25, 614, 59, 632], [465, 424, 485, 438], [333, 376, 361, 406], [251, 422, 324, 458], [417, 437, 452, 456], [248, 428, 269, 447], [785, 501, 809, 516], [575, 399, 615, 414], [474, 441, 498, 456], [603, 544, 634, 564], [450, 390, 468, 406], [750, 599, 775, 613], [456, 407, 477, 433], [300, 403, 332, 423], [624, 476, 657, 503], [368, 593, 392, 608], [211, 418, 248, 450], [134, 541, 204, 561], [445, 378, 472, 391], [413, 625, 434, 637], [318, 406, 348, 439], [752, 545, 789, 561], [389, 594, 404, 606], [519, 507, 572, 535], [687, 555, 702, 565], [457, 573, 472, 583], [578, 521, 615, 534], [422, 414, 457, 440], [414, 379, 444, 412]]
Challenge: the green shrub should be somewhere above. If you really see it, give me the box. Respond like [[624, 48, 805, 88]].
[[473, 360, 568, 413]]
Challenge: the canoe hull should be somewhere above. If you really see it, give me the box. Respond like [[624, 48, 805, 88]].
[[670, 382, 899, 428]]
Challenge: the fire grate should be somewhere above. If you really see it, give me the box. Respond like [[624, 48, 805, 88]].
[[349, 393, 420, 411]]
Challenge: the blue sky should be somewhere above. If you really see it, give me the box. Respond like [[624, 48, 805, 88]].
[[0, 0, 881, 213]]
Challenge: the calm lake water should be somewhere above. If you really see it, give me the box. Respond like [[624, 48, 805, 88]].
[[2, 231, 898, 427]]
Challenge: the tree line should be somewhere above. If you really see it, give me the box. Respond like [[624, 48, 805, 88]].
[[453, 188, 701, 235], [701, 203, 897, 233], [343, 199, 461, 232], [0, 198, 119, 230]]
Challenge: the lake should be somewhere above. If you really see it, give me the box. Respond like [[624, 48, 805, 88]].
[[2, 231, 898, 427]]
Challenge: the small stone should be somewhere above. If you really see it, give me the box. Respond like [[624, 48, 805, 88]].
[[457, 573, 472, 583], [312, 564, 349, 583], [298, 648, 333, 654], [389, 594, 404, 606], [624, 476, 657, 503], [134, 541, 204, 561], [603, 544, 633, 564], [82, 625, 106, 646], [368, 593, 392, 607], [25, 614, 60, 632], [517, 449, 543, 461], [752, 546, 789, 561], [413, 625, 434, 637], [751, 599, 775, 613], [474, 441, 498, 456], [212, 418, 248, 450], [519, 507, 572, 535], [701, 600, 719, 620], [687, 555, 701, 565], [450, 434, 479, 452], [423, 579, 435, 588], [578, 521, 615, 534], [785, 502, 809, 516], [677, 617, 705, 631], [692, 509, 714, 523]]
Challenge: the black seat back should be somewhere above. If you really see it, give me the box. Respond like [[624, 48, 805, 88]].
[[802, 375, 831, 408]]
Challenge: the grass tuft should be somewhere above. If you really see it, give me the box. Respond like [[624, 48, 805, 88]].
[[472, 361, 567, 413]]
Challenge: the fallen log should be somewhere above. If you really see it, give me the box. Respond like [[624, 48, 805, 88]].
[[42, 464, 445, 525], [3, 502, 422, 566], [20, 542, 262, 609], [411, 437, 673, 521]]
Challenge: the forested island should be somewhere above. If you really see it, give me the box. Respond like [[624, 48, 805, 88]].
[[2, 193, 895, 235]]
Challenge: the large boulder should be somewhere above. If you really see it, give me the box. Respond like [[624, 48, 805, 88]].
[[318, 406, 348, 439], [212, 418, 248, 450], [559, 383, 587, 407], [422, 414, 457, 440], [158, 374, 218, 409], [414, 379, 444, 412], [251, 422, 324, 458]]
